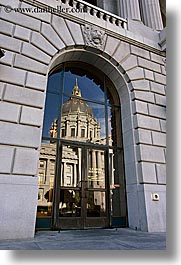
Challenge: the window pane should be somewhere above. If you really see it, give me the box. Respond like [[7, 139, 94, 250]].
[[109, 148, 126, 217], [42, 92, 60, 138], [63, 68, 105, 103], [62, 96, 106, 144], [87, 149, 105, 189], [107, 105, 122, 147], [37, 142, 56, 218], [47, 70, 63, 94], [60, 145, 82, 187], [86, 191, 106, 217], [59, 190, 81, 217]]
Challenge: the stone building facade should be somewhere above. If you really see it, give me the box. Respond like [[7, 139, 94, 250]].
[[0, 0, 166, 239]]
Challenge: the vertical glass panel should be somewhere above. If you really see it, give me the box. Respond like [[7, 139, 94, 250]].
[[47, 70, 63, 93], [37, 142, 56, 218], [109, 148, 126, 217], [87, 149, 105, 189], [60, 145, 82, 187], [64, 68, 105, 103], [87, 191, 106, 217], [87, 101, 106, 143], [107, 105, 122, 147], [59, 190, 81, 217], [42, 92, 61, 138]]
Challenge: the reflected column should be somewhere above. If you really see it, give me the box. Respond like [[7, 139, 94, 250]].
[[92, 150, 97, 188]]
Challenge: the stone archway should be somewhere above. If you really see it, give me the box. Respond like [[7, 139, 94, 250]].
[[46, 47, 143, 231]]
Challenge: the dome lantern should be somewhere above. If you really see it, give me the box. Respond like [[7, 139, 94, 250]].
[[72, 78, 81, 97]]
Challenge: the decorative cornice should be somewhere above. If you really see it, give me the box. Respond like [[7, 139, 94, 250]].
[[19, 0, 165, 56]]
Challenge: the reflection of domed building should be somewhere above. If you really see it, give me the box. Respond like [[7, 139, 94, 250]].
[[37, 80, 111, 218], [50, 79, 101, 144]]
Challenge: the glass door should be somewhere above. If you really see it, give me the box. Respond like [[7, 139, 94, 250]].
[[57, 143, 109, 229], [84, 147, 109, 228]]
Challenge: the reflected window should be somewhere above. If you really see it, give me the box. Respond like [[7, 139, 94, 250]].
[[61, 129, 65, 137], [71, 128, 76, 137], [81, 129, 85, 138]]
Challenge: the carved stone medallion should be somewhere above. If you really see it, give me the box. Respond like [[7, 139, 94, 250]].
[[83, 24, 106, 49]]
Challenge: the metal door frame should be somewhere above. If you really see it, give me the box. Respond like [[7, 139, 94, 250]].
[[52, 139, 110, 230]]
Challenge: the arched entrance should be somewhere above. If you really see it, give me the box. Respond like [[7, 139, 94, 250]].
[[36, 48, 133, 230]]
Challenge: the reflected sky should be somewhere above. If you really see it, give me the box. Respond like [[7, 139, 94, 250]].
[[43, 71, 107, 138]]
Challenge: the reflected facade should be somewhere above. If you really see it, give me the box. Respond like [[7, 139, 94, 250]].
[[36, 63, 127, 229]]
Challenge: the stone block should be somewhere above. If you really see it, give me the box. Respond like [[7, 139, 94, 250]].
[[0, 0, 19, 6], [0, 122, 41, 148], [122, 115, 133, 133], [52, 16, 74, 46], [0, 50, 14, 66], [0, 20, 14, 36], [161, 65, 166, 76], [4, 85, 45, 108], [144, 69, 154, 81], [131, 91, 155, 103], [0, 175, 38, 240], [41, 23, 65, 50], [0, 34, 21, 52], [152, 131, 166, 147], [154, 73, 166, 85], [0, 65, 26, 86], [156, 164, 166, 184], [138, 57, 161, 73], [20, 2, 51, 23], [135, 129, 152, 145], [21, 43, 51, 65], [0, 101, 20, 123], [150, 53, 165, 65], [104, 36, 120, 57], [126, 185, 141, 229], [123, 129, 134, 147], [0, 8, 41, 31], [13, 148, 39, 175], [14, 54, 48, 75], [150, 81, 165, 95], [112, 41, 130, 63], [138, 162, 157, 183], [143, 184, 166, 232], [137, 144, 165, 163], [26, 72, 47, 91], [121, 55, 138, 71], [127, 67, 144, 81], [14, 25, 31, 41], [124, 145, 136, 164], [0, 146, 14, 174], [130, 80, 150, 91], [31, 32, 57, 57], [132, 100, 148, 115], [20, 106, 44, 127], [134, 114, 161, 131], [148, 104, 166, 119], [160, 120, 166, 133], [0, 83, 4, 99], [66, 20, 84, 45], [121, 101, 131, 119], [130, 45, 150, 60], [125, 162, 138, 184], [79, 52, 98, 65]]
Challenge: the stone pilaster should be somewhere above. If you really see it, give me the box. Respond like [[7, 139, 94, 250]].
[[119, 0, 141, 21], [139, 0, 163, 30]]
